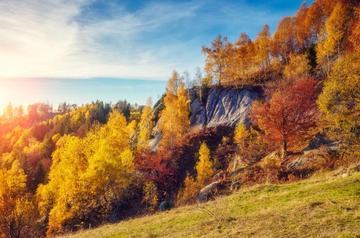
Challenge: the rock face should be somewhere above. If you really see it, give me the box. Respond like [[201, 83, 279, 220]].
[[189, 86, 262, 128], [149, 86, 262, 150]]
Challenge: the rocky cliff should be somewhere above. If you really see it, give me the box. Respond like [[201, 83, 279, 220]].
[[189, 86, 262, 128], [150, 86, 262, 150]]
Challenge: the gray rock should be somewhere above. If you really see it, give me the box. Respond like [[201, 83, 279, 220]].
[[150, 86, 262, 150], [190, 87, 262, 128], [197, 181, 222, 203], [190, 98, 207, 127]]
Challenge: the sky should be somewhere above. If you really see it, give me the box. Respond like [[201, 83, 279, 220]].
[[0, 0, 306, 110]]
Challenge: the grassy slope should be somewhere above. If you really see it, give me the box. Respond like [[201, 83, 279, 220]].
[[63, 172, 360, 238]]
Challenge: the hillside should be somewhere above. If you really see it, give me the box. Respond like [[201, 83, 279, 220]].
[[1, 1, 359, 237], [63, 170, 360, 238]]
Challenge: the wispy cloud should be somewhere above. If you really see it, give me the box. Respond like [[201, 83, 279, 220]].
[[0, 0, 301, 80]]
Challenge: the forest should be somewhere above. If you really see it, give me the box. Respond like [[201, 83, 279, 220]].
[[0, 0, 359, 237]]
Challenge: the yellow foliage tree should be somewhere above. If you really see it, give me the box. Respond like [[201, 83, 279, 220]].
[[202, 35, 230, 86], [196, 142, 213, 185], [234, 122, 248, 145], [283, 53, 311, 79], [234, 123, 269, 164], [317, 2, 352, 73], [317, 50, 360, 153], [37, 111, 136, 235], [176, 174, 200, 206], [142, 181, 158, 212], [255, 25, 272, 74], [0, 160, 38, 238], [137, 104, 153, 150], [159, 72, 190, 148]]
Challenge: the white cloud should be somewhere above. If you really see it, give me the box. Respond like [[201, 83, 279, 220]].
[[0, 0, 202, 79], [0, 0, 298, 80]]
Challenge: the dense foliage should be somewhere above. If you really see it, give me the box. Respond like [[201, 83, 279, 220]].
[[0, 0, 359, 237]]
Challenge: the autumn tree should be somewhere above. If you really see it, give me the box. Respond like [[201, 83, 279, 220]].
[[37, 111, 136, 235], [254, 25, 272, 76], [234, 123, 269, 164], [177, 142, 213, 205], [142, 181, 158, 213], [283, 53, 311, 79], [134, 148, 175, 192], [317, 2, 352, 74], [159, 71, 190, 148], [0, 161, 38, 238], [273, 17, 296, 62], [317, 50, 360, 153], [137, 99, 154, 150], [3, 103, 14, 120], [176, 174, 200, 206], [230, 33, 257, 84], [202, 35, 231, 86], [294, 3, 310, 50], [196, 142, 213, 185], [348, 6, 360, 51], [251, 77, 319, 158]]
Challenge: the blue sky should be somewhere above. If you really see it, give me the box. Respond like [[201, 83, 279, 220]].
[[0, 0, 306, 109]]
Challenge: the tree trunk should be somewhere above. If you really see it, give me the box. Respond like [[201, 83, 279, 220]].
[[281, 140, 288, 159]]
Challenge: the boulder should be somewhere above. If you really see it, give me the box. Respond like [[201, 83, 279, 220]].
[[197, 181, 222, 203]]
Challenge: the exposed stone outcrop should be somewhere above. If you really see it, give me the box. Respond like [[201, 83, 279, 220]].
[[189, 86, 262, 128], [149, 86, 262, 150]]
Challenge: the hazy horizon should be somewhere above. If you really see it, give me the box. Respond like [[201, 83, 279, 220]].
[[0, 77, 167, 112]]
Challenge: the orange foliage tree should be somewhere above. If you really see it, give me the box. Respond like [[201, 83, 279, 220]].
[[251, 77, 319, 158], [202, 35, 231, 86]]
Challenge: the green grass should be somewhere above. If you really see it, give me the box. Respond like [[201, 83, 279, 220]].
[[63, 172, 360, 238]]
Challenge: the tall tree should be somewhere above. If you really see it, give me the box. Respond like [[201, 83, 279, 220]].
[[202, 35, 230, 86], [273, 17, 296, 62], [137, 100, 154, 150], [159, 72, 190, 148], [251, 77, 319, 158], [255, 25, 272, 76], [294, 3, 310, 50], [317, 2, 352, 73], [317, 51, 360, 153]]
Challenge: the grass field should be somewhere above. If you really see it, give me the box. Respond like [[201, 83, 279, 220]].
[[63, 171, 360, 238]]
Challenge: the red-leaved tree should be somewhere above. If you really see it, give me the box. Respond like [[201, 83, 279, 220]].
[[135, 149, 175, 193], [251, 77, 319, 158]]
